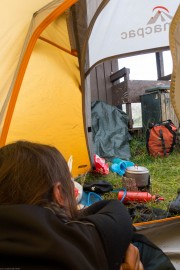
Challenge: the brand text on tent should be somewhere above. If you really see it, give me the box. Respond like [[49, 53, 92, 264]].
[[120, 22, 170, 39]]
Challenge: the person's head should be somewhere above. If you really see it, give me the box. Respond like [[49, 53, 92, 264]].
[[0, 140, 77, 219]]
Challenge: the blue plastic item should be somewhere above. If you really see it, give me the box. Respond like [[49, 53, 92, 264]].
[[110, 161, 127, 176], [112, 158, 134, 168], [79, 191, 102, 207]]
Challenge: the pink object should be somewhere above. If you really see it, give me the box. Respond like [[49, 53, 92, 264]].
[[94, 154, 109, 175], [74, 187, 79, 198]]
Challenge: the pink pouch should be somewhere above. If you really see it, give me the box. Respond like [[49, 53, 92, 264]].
[[94, 154, 109, 175]]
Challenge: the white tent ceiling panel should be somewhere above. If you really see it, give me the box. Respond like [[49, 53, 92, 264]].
[[88, 0, 180, 68]]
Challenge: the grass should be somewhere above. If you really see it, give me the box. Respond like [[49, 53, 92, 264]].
[[76, 135, 180, 222], [129, 136, 180, 204]]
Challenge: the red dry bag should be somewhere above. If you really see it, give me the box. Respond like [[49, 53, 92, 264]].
[[146, 120, 177, 157]]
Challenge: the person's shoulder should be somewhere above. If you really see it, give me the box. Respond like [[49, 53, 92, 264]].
[[0, 204, 60, 226], [0, 204, 44, 216]]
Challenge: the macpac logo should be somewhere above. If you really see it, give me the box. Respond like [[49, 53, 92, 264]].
[[121, 6, 172, 40], [147, 6, 172, 24]]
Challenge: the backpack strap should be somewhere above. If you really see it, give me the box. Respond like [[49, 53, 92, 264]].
[[159, 129, 166, 156], [164, 122, 177, 153]]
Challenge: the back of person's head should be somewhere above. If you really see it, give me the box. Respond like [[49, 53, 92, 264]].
[[0, 140, 77, 219]]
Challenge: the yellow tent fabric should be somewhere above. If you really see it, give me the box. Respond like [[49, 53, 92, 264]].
[[0, 0, 91, 177], [170, 4, 180, 122]]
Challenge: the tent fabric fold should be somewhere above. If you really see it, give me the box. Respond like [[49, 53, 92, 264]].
[[135, 216, 180, 269]]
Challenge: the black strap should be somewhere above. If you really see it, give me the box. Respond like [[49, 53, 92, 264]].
[[159, 129, 166, 156], [164, 123, 177, 153]]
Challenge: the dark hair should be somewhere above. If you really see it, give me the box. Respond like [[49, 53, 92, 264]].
[[0, 141, 78, 219]]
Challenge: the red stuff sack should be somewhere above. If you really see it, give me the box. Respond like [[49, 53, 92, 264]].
[[146, 120, 177, 157], [94, 154, 109, 175]]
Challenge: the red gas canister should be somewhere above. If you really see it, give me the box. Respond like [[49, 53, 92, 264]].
[[118, 190, 164, 203]]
